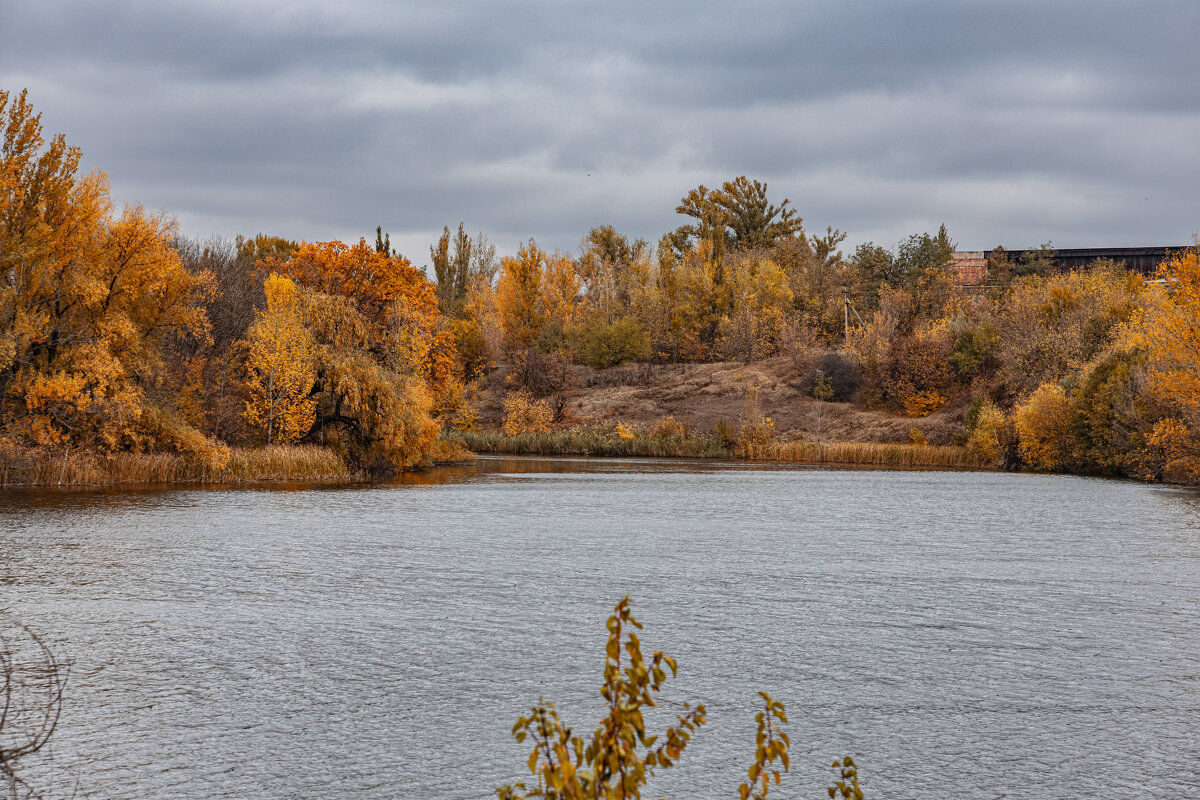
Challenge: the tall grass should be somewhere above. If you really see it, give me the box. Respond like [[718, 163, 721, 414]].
[[450, 426, 986, 469], [771, 440, 987, 468], [0, 445, 352, 487], [448, 427, 731, 459]]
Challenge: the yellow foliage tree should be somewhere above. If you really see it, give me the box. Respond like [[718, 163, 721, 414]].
[[1013, 382, 1080, 471], [1139, 247, 1200, 426], [244, 274, 316, 444], [966, 399, 1007, 467], [539, 250, 584, 343], [720, 253, 793, 362], [496, 240, 546, 351], [996, 264, 1143, 397], [1134, 245, 1200, 478], [298, 287, 439, 470], [1, 90, 213, 455], [268, 238, 457, 401]]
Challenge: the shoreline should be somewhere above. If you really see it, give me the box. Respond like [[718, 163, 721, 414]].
[[448, 428, 991, 470], [7, 433, 1190, 489]]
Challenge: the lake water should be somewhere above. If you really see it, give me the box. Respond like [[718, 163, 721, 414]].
[[1, 457, 1198, 799]]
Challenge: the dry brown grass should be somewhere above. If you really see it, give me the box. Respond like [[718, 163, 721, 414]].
[[771, 440, 986, 468], [1, 445, 353, 487]]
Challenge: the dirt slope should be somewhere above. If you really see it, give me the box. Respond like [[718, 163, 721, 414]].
[[478, 357, 968, 446]]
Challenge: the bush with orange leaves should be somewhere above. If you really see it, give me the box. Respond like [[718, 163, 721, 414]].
[[1013, 383, 1081, 471], [502, 390, 553, 436]]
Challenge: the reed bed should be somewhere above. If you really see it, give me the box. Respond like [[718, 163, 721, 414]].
[[204, 445, 352, 482], [449, 428, 732, 459], [451, 426, 986, 469], [771, 440, 986, 468], [0, 445, 353, 487]]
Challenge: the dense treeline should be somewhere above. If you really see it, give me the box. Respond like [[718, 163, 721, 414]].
[[0, 90, 461, 479], [3, 89, 1198, 483]]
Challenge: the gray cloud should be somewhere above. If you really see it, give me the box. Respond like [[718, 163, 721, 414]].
[[3, 0, 1198, 265]]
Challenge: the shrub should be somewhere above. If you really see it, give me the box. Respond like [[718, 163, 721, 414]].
[[651, 416, 689, 439], [798, 352, 861, 402], [902, 390, 947, 417], [502, 390, 553, 436], [715, 418, 736, 447], [966, 399, 1006, 467], [505, 348, 575, 398], [1138, 418, 1200, 482], [579, 316, 652, 369], [735, 388, 776, 459], [950, 322, 999, 379], [881, 324, 956, 411], [1013, 383, 1081, 470], [497, 597, 794, 800]]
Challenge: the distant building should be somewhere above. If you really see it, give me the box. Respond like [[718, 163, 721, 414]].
[[951, 247, 1182, 285]]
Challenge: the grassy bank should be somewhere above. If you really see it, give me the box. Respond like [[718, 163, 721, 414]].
[[449, 427, 986, 469], [0, 445, 354, 487], [448, 427, 731, 458]]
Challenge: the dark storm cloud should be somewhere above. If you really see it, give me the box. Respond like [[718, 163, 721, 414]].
[[3, 0, 1198, 262]]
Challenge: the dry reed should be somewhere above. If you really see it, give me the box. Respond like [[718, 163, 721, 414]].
[[771, 440, 986, 468], [453, 427, 986, 469], [0, 445, 352, 487]]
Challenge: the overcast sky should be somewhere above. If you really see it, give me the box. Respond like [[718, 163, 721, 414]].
[[3, 0, 1198, 265]]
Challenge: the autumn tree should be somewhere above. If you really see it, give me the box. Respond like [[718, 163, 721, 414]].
[[987, 242, 1056, 284], [244, 273, 317, 444], [236, 232, 299, 265], [267, 238, 456, 399], [1013, 382, 1081, 471], [720, 252, 794, 362], [773, 226, 849, 340], [256, 239, 458, 470], [297, 285, 440, 470], [538, 249, 584, 350], [994, 263, 1143, 398], [496, 240, 547, 351], [577, 225, 650, 316], [851, 225, 955, 302], [0, 89, 215, 458], [1134, 244, 1200, 478], [169, 235, 266, 443]]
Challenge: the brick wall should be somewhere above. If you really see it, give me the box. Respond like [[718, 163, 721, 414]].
[[951, 251, 988, 285]]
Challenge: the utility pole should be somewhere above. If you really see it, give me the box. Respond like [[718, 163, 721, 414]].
[[841, 285, 866, 338]]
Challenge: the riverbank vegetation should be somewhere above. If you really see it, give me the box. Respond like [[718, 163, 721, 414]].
[[0, 90, 467, 485], [3, 88, 1198, 485], [447, 184, 1199, 484], [451, 426, 984, 469]]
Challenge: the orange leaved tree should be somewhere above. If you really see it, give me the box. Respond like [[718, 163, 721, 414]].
[[1135, 244, 1200, 478], [0, 89, 214, 457], [251, 240, 456, 470]]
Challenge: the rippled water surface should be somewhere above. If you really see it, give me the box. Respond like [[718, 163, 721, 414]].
[[2, 457, 1199, 799]]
